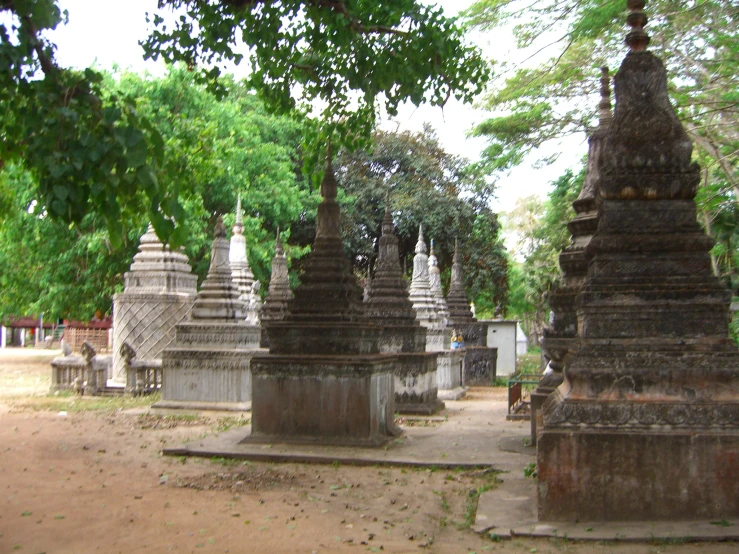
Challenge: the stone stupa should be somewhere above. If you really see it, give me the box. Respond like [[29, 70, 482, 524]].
[[427, 239, 450, 327], [537, 0, 739, 521], [111, 224, 197, 383], [229, 194, 262, 326], [156, 217, 262, 411], [259, 229, 293, 347], [532, 67, 612, 444], [365, 197, 443, 414], [248, 151, 400, 445], [409, 225, 451, 352]]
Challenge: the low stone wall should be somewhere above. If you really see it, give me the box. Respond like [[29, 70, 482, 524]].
[[463, 347, 497, 386]]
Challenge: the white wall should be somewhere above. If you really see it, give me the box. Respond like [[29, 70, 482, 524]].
[[483, 320, 518, 376]]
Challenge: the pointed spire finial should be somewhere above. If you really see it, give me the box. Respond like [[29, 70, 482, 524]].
[[214, 216, 226, 238], [598, 66, 612, 129], [429, 238, 435, 256], [275, 226, 284, 255], [233, 193, 244, 234], [381, 189, 394, 235], [320, 145, 338, 201], [453, 237, 459, 263], [415, 224, 427, 255], [625, 0, 650, 52]]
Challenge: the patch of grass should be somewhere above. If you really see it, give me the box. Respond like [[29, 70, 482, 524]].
[[458, 473, 502, 530], [210, 457, 244, 467], [433, 490, 450, 513], [15, 392, 160, 413], [710, 519, 734, 527], [214, 416, 250, 433], [491, 377, 509, 387], [524, 462, 537, 479]]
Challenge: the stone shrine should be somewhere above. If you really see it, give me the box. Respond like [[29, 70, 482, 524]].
[[229, 194, 255, 300], [111, 224, 197, 384], [229, 195, 262, 326], [444, 239, 496, 385], [445, 239, 475, 327], [365, 199, 443, 415], [409, 226, 450, 352], [427, 239, 450, 327], [537, 0, 739, 521], [533, 67, 612, 444], [155, 217, 262, 411], [259, 229, 293, 348], [247, 153, 400, 446]]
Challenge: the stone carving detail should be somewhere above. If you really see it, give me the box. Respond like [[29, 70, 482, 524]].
[[445, 238, 475, 325], [111, 223, 197, 382], [543, 400, 739, 429]]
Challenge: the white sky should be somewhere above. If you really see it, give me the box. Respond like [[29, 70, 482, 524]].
[[49, 0, 587, 222]]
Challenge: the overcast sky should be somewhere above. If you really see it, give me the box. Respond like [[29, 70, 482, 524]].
[[49, 0, 587, 222]]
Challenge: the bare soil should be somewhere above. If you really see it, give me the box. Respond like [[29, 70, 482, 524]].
[[0, 348, 735, 554]]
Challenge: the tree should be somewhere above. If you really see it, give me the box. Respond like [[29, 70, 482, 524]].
[[0, 67, 307, 320], [464, 0, 737, 329], [504, 168, 583, 345], [328, 126, 508, 314], [1, 0, 489, 244]]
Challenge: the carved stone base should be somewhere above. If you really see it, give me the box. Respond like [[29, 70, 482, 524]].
[[538, 390, 739, 521], [437, 350, 465, 397], [158, 347, 263, 408], [424, 327, 452, 352], [394, 352, 444, 415], [247, 355, 401, 446], [463, 346, 498, 386]]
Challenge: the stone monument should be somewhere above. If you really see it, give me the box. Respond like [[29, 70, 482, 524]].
[[428, 239, 450, 327], [156, 217, 262, 411], [365, 199, 443, 414], [229, 195, 262, 326], [444, 238, 497, 385], [111, 224, 197, 384], [532, 67, 612, 444], [409, 226, 450, 351], [537, 0, 739, 521], [259, 229, 293, 348], [248, 152, 400, 445], [229, 194, 256, 299]]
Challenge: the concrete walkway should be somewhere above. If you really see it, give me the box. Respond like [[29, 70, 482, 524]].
[[163, 393, 739, 542]]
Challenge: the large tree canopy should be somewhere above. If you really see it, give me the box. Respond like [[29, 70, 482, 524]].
[[0, 67, 307, 320], [464, 0, 738, 295], [1, 0, 488, 244], [328, 127, 508, 315]]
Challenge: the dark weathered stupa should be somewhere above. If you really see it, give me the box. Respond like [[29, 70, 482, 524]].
[[248, 152, 400, 445], [259, 229, 293, 347], [537, 0, 739, 521], [445, 238, 475, 325], [533, 67, 612, 444], [365, 198, 443, 414]]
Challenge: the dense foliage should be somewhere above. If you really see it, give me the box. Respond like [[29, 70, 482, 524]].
[[504, 168, 583, 345], [331, 127, 508, 315], [0, 68, 306, 320], [464, 0, 738, 296], [1, 0, 488, 244]]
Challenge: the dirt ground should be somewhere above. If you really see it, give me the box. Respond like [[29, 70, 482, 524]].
[[0, 348, 736, 554]]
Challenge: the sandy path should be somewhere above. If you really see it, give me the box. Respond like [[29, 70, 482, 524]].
[[0, 348, 735, 554]]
